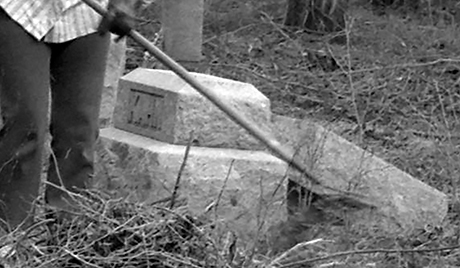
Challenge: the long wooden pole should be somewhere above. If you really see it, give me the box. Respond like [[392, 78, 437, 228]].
[[82, 0, 322, 187]]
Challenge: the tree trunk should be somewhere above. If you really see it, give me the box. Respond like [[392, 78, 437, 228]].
[[284, 0, 308, 27], [284, 0, 347, 33]]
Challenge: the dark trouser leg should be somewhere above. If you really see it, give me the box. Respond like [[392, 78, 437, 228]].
[[45, 33, 110, 208], [0, 9, 50, 230]]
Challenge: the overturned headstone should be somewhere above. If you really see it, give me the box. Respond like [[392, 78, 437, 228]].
[[97, 68, 448, 248], [113, 68, 273, 150], [273, 115, 448, 232]]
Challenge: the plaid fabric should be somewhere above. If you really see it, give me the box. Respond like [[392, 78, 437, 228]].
[[0, 0, 108, 43]]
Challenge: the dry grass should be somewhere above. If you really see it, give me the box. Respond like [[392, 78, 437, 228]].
[[0, 189, 233, 268]]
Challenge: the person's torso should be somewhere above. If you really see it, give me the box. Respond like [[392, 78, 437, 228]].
[[0, 0, 108, 43]]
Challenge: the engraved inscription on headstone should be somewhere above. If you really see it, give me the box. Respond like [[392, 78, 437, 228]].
[[127, 88, 164, 131], [114, 69, 273, 148]]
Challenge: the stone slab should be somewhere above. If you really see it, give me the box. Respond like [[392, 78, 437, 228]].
[[100, 35, 127, 128], [272, 115, 448, 232], [162, 0, 204, 62], [113, 68, 273, 150], [96, 116, 448, 246], [95, 127, 288, 245]]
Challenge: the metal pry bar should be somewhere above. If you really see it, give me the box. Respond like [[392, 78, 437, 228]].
[[81, 0, 327, 189]]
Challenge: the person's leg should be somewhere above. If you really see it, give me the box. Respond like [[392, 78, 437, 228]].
[[0, 8, 50, 230], [45, 33, 110, 209]]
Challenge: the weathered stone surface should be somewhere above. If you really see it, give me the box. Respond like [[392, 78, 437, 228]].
[[95, 115, 448, 246], [162, 0, 204, 62], [272, 114, 448, 232], [113, 68, 273, 150], [100, 35, 126, 128], [95, 127, 288, 245]]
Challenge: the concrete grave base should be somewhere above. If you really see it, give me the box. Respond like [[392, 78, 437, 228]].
[[95, 114, 448, 247], [95, 127, 288, 245]]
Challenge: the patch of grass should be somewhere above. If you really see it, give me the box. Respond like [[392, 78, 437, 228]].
[[1, 190, 231, 268], [1, 192, 459, 267]]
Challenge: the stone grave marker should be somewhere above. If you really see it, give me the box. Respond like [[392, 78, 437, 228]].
[[100, 35, 127, 128], [161, 0, 204, 63], [97, 67, 448, 249], [113, 68, 274, 150], [98, 68, 287, 247]]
